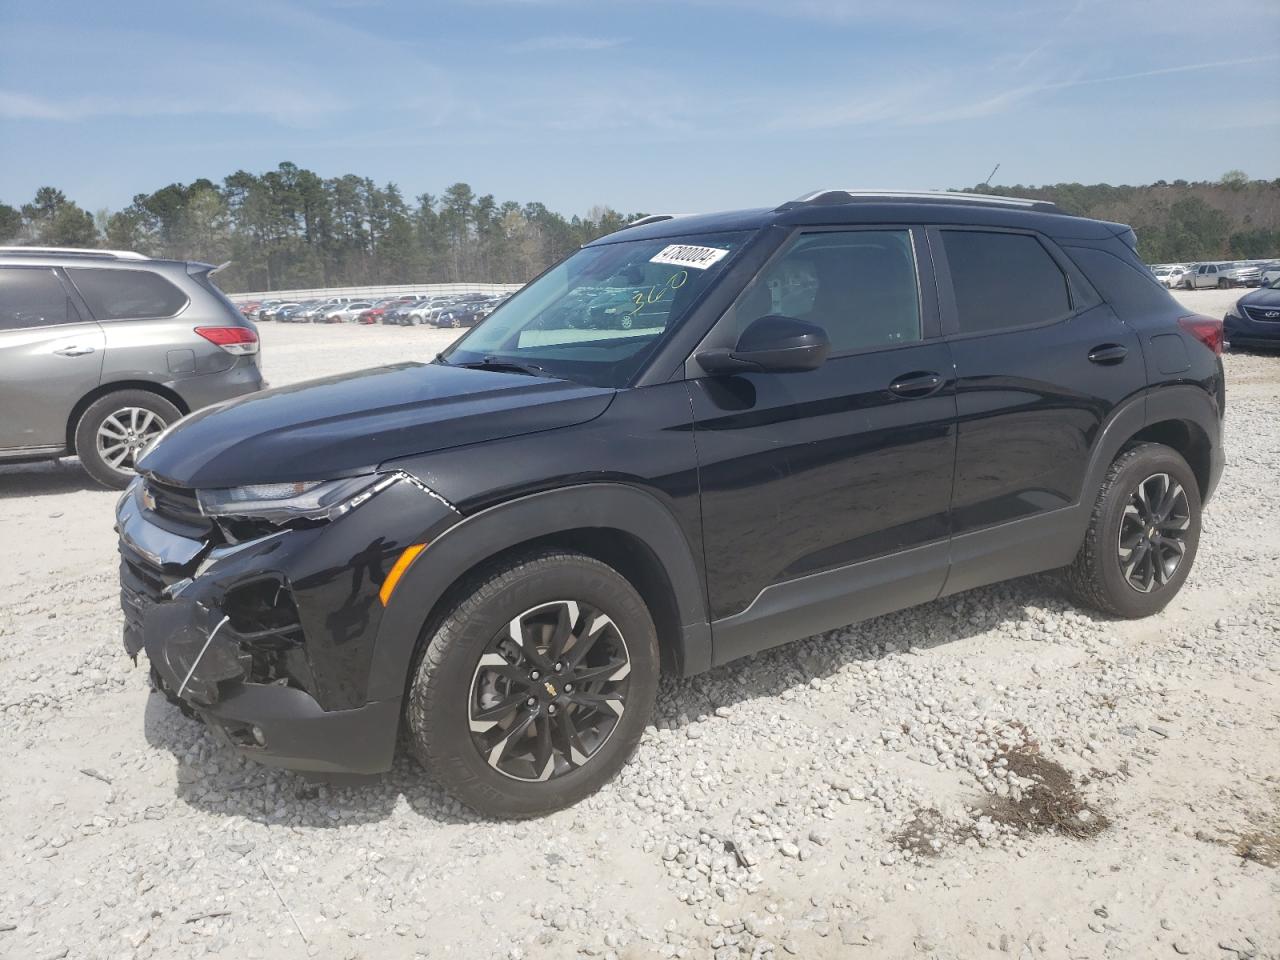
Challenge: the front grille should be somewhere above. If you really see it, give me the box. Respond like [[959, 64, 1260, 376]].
[[1244, 305, 1280, 323], [143, 477, 213, 536]]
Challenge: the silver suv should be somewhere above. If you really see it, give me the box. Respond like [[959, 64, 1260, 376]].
[[0, 247, 264, 487]]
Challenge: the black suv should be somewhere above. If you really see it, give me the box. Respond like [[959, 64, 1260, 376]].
[[117, 191, 1224, 817]]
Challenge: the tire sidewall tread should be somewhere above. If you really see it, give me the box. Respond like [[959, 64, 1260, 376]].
[[405, 549, 659, 819], [1064, 442, 1202, 618]]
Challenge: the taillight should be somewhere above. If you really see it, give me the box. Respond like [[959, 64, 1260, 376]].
[[195, 326, 259, 355], [1177, 314, 1223, 355]]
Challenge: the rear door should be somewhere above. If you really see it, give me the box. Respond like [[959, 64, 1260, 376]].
[[688, 226, 958, 663], [0, 265, 104, 452], [930, 227, 1145, 593]]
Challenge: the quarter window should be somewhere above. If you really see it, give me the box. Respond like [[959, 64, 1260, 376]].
[[734, 230, 921, 353], [66, 267, 188, 320], [942, 231, 1071, 334], [0, 267, 80, 329]]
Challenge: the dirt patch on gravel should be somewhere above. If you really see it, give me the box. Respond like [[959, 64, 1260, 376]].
[[985, 743, 1110, 840]]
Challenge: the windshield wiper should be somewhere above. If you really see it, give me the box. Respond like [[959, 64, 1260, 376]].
[[455, 356, 550, 378]]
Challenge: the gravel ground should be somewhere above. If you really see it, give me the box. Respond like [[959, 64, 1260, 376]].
[[1, 288, 1277, 960]]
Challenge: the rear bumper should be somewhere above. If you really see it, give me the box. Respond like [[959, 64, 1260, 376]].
[[168, 358, 265, 411]]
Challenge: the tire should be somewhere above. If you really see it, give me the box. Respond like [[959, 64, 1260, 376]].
[[1218, 278, 1231, 289], [1063, 442, 1201, 618], [406, 549, 660, 818], [74, 389, 181, 489]]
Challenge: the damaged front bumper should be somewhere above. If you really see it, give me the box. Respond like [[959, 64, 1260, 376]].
[[117, 474, 457, 774]]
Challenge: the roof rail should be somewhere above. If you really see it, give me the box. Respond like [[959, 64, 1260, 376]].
[[781, 190, 1059, 213], [627, 214, 687, 227], [0, 246, 150, 260]]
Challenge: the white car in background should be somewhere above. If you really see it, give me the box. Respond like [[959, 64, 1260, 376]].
[[319, 300, 374, 323]]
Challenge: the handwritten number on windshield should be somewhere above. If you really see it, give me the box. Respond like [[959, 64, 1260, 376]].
[[626, 270, 688, 322]]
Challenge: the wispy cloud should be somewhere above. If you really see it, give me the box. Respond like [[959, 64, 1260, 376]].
[[509, 35, 626, 51]]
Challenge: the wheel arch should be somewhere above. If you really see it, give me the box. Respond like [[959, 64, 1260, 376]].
[[66, 380, 191, 451], [366, 483, 712, 704], [1083, 384, 1222, 512]]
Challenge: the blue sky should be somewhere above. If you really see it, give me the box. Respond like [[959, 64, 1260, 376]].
[[1, 0, 1277, 217]]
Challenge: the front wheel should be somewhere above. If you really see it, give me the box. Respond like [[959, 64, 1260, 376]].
[[406, 550, 659, 818], [74, 390, 180, 489], [1218, 278, 1231, 289], [1063, 442, 1201, 618]]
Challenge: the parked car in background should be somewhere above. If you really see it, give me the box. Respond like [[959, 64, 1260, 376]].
[[294, 301, 331, 322], [384, 300, 424, 325], [1151, 266, 1175, 286], [356, 299, 402, 325], [1224, 286, 1280, 350], [0, 246, 263, 488], [432, 300, 491, 328], [238, 300, 261, 318], [254, 299, 284, 320], [1184, 263, 1231, 289], [1259, 262, 1280, 288], [118, 189, 1224, 817], [262, 301, 301, 322], [1166, 265, 1191, 288], [320, 301, 374, 323], [278, 300, 321, 322], [1220, 261, 1262, 288]]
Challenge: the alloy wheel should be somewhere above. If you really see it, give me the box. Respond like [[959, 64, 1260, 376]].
[[1117, 472, 1191, 593], [468, 600, 631, 782], [96, 407, 167, 474]]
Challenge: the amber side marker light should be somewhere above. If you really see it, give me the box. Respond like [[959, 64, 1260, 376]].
[[380, 543, 427, 606]]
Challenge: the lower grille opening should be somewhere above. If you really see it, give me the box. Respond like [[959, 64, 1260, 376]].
[[223, 578, 314, 692]]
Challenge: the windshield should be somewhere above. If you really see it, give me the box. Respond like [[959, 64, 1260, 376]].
[[444, 231, 750, 387]]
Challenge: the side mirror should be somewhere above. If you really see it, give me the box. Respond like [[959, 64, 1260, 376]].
[[697, 315, 831, 374]]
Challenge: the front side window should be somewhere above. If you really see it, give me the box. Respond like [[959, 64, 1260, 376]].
[[446, 231, 750, 387], [942, 230, 1071, 334], [0, 267, 80, 330], [66, 267, 188, 320], [729, 229, 921, 353]]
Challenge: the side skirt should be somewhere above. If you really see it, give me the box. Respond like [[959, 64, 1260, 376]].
[[710, 541, 949, 667]]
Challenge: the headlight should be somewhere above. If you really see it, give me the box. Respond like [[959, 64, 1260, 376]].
[[196, 474, 394, 523]]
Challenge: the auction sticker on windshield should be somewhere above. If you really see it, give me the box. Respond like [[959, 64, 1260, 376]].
[[650, 244, 730, 270]]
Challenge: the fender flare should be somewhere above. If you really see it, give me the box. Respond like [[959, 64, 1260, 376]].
[[1079, 384, 1221, 515], [365, 482, 711, 701]]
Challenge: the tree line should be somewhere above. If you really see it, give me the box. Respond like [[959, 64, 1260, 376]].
[[2, 165, 1277, 292], [0, 162, 644, 293], [967, 170, 1280, 263]]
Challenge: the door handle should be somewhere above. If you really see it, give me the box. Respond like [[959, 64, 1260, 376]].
[[888, 371, 944, 398], [54, 345, 96, 357], [1088, 344, 1128, 365]]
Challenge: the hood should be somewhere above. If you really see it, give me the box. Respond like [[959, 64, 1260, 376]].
[[1239, 286, 1280, 310], [139, 362, 615, 489]]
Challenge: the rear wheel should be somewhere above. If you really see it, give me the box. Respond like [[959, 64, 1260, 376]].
[[1063, 442, 1201, 618], [74, 389, 180, 489], [406, 550, 659, 818]]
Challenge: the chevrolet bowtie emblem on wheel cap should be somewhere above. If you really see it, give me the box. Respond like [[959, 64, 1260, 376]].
[[544, 681, 558, 697]]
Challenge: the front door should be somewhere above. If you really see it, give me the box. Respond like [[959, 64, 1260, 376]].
[[687, 227, 957, 664], [0, 265, 104, 452]]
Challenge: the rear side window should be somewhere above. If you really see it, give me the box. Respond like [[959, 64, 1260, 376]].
[[67, 267, 188, 320], [1064, 245, 1180, 316], [942, 231, 1071, 334], [0, 267, 80, 329]]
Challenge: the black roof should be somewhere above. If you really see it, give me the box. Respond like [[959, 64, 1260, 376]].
[[590, 190, 1127, 246]]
